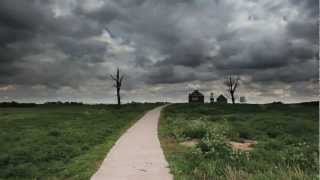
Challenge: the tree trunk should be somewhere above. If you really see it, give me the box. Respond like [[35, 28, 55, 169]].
[[231, 92, 235, 104], [117, 87, 121, 106], [110, 68, 124, 107], [224, 76, 239, 105]]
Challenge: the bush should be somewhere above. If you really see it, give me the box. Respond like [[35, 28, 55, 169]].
[[182, 120, 207, 139], [198, 128, 231, 159]]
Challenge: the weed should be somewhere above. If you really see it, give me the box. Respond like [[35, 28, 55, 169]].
[[159, 103, 319, 180]]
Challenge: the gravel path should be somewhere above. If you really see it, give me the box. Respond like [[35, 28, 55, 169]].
[[91, 106, 173, 180]]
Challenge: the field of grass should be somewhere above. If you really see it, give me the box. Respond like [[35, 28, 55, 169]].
[[0, 103, 159, 180], [159, 103, 319, 180]]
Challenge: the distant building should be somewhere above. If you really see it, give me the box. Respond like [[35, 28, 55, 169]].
[[216, 95, 227, 104], [210, 92, 214, 104], [240, 96, 246, 103], [188, 90, 204, 103]]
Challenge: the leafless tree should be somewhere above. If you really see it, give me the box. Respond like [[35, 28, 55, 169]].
[[224, 76, 240, 104], [110, 68, 124, 106]]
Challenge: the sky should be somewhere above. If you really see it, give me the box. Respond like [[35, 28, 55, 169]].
[[0, 0, 318, 104]]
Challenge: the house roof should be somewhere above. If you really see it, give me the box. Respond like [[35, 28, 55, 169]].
[[217, 94, 227, 100], [189, 90, 204, 97]]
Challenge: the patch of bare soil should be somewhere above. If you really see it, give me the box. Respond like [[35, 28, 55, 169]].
[[229, 139, 257, 151], [179, 139, 199, 148], [179, 138, 257, 152]]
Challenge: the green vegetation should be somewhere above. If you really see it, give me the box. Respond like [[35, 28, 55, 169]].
[[0, 103, 159, 180], [159, 103, 319, 180]]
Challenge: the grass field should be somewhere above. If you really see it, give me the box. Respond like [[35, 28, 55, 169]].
[[0, 103, 159, 180], [159, 103, 319, 180]]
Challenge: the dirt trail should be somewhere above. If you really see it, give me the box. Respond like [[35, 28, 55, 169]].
[[91, 106, 173, 180]]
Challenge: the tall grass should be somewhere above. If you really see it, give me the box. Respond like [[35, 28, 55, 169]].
[[0, 103, 159, 179], [159, 103, 319, 180]]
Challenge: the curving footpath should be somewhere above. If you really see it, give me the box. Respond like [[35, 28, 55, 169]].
[[91, 105, 173, 180]]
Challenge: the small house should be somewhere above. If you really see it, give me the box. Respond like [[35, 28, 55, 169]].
[[216, 95, 227, 104], [188, 90, 204, 103], [240, 96, 247, 103]]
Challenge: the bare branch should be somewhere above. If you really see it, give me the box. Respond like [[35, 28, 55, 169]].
[[110, 75, 117, 81], [224, 76, 240, 104], [232, 78, 239, 92], [120, 75, 124, 83], [109, 68, 125, 106]]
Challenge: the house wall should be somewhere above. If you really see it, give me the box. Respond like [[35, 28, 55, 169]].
[[217, 98, 227, 104], [188, 95, 204, 103]]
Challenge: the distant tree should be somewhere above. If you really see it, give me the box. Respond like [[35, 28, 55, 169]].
[[110, 68, 124, 106], [224, 76, 240, 104]]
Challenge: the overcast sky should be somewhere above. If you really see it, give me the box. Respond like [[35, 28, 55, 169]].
[[0, 0, 318, 104]]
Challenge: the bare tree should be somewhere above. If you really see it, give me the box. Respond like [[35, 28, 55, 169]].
[[224, 76, 240, 104], [110, 68, 124, 106]]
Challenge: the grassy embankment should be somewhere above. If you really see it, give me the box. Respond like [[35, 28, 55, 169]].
[[159, 103, 319, 180], [0, 103, 160, 179]]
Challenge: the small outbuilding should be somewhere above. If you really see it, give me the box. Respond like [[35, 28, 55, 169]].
[[217, 95, 227, 104], [210, 92, 214, 104], [240, 96, 247, 103], [188, 90, 204, 103]]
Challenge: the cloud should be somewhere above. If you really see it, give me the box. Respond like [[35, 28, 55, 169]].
[[0, 85, 16, 92], [0, 0, 317, 103]]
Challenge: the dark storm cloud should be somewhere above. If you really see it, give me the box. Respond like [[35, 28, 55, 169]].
[[74, 2, 124, 24], [287, 19, 318, 43], [53, 37, 107, 62], [215, 35, 316, 71], [155, 44, 211, 68], [0, 0, 318, 103], [289, 0, 319, 16], [0, 0, 58, 45], [216, 40, 289, 70], [134, 56, 153, 68], [0, 1, 47, 29], [145, 65, 197, 84], [0, 0, 108, 89], [251, 60, 318, 83]]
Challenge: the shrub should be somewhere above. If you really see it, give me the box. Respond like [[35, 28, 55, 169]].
[[182, 120, 207, 139], [197, 126, 232, 160]]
